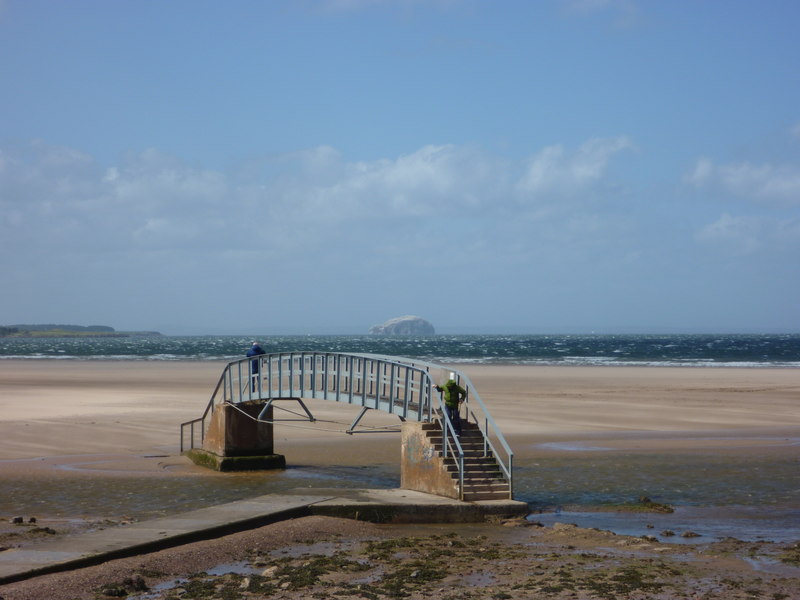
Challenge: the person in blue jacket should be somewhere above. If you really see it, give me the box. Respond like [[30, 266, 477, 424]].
[[246, 341, 266, 393]]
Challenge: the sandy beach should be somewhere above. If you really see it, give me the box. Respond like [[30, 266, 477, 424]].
[[2, 360, 798, 461], [1, 360, 799, 598]]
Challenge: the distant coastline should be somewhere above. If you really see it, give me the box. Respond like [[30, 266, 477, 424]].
[[0, 324, 161, 338]]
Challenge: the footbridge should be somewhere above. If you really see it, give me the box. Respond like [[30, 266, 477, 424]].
[[181, 352, 513, 501]]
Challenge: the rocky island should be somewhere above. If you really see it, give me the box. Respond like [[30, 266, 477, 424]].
[[368, 315, 435, 336]]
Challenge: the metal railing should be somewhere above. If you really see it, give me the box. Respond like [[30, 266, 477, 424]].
[[180, 352, 513, 498]]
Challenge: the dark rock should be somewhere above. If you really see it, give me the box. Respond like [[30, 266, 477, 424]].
[[681, 531, 701, 538], [369, 315, 435, 336], [31, 526, 57, 535], [98, 585, 127, 597], [123, 576, 148, 592], [636, 496, 674, 513]]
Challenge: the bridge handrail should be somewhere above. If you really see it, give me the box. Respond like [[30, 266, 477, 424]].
[[181, 352, 434, 451], [179, 369, 225, 452], [180, 351, 513, 498]]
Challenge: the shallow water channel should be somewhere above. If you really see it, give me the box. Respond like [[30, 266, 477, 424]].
[[3, 446, 798, 543]]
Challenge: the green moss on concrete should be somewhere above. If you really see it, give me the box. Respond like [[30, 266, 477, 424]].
[[184, 449, 285, 472]]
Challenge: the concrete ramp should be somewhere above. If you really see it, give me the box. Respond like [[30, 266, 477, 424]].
[[0, 489, 529, 585]]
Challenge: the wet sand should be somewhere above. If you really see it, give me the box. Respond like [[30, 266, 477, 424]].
[[1, 360, 799, 598]]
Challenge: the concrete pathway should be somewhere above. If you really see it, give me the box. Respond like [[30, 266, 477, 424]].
[[0, 489, 528, 584]]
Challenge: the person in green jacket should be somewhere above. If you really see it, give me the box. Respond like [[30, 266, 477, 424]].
[[435, 373, 467, 436]]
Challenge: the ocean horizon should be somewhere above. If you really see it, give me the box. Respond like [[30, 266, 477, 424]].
[[1, 333, 799, 367]]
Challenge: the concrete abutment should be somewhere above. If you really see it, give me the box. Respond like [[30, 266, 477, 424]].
[[185, 400, 285, 472]]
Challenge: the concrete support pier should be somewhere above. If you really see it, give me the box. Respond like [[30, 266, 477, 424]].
[[184, 400, 285, 471], [401, 422, 460, 499]]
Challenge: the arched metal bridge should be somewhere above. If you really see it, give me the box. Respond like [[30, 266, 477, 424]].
[[180, 352, 513, 499]]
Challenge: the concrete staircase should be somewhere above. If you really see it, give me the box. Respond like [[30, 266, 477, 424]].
[[423, 421, 511, 501]]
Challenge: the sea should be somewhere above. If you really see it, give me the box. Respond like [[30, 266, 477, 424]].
[[2, 332, 800, 366], [2, 333, 799, 543]]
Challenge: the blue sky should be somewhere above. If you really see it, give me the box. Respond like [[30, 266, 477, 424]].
[[1, 0, 798, 335]]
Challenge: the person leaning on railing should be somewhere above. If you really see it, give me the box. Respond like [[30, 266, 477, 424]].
[[246, 341, 266, 392], [434, 373, 466, 436]]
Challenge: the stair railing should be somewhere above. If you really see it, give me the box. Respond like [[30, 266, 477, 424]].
[[179, 369, 226, 452], [448, 369, 513, 496], [434, 393, 466, 499]]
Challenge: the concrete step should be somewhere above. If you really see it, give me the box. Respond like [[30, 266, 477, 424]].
[[443, 456, 500, 467], [463, 481, 509, 492], [462, 477, 509, 488], [463, 481, 510, 493], [431, 451, 496, 463], [428, 442, 494, 455], [464, 477, 510, 487], [432, 452, 497, 465], [445, 463, 504, 476], [462, 490, 511, 501]]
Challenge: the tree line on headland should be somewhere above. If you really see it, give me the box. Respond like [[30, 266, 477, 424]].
[[0, 324, 161, 337]]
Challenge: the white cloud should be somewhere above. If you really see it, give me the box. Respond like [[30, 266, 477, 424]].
[[695, 213, 763, 255], [239, 143, 502, 225], [0, 137, 636, 269], [112, 150, 229, 209], [718, 163, 800, 202], [687, 157, 800, 205], [517, 136, 634, 196], [695, 213, 800, 255], [686, 156, 713, 185]]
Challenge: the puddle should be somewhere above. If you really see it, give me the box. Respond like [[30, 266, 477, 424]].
[[128, 577, 187, 600], [462, 570, 497, 586], [350, 566, 385, 584], [529, 506, 800, 544], [742, 555, 800, 577], [206, 561, 262, 576]]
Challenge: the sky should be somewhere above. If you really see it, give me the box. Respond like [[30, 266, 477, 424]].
[[1, 0, 799, 335]]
